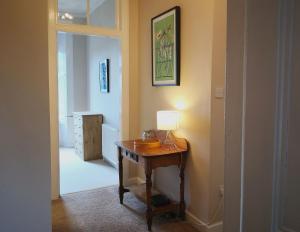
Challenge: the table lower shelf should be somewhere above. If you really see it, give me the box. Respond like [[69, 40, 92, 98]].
[[152, 202, 179, 215], [127, 184, 180, 216]]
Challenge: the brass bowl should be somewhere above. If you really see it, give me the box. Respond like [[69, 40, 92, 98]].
[[133, 139, 161, 149]]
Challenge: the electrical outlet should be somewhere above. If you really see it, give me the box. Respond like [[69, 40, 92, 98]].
[[219, 185, 224, 198]]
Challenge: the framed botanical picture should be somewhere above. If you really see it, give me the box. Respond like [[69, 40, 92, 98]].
[[99, 59, 110, 93], [152, 6, 180, 86]]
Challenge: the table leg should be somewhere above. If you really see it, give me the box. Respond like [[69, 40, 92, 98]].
[[145, 164, 153, 231], [118, 147, 125, 204], [179, 153, 186, 219]]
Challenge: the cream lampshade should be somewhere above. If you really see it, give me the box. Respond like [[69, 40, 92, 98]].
[[157, 111, 180, 131]]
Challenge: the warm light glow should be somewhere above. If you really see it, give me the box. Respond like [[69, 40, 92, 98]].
[[157, 111, 180, 130], [175, 100, 186, 110]]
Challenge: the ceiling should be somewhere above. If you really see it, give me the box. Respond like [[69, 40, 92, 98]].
[[58, 0, 107, 16]]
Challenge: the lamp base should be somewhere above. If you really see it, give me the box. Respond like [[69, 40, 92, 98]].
[[161, 131, 178, 150]]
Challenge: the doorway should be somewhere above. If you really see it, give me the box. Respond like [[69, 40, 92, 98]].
[[49, 0, 131, 199], [57, 32, 121, 194]]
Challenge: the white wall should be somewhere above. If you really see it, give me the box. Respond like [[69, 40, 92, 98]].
[[87, 36, 121, 129], [57, 30, 121, 145], [0, 1, 51, 231], [57, 33, 89, 147], [73, 35, 88, 112], [90, 0, 116, 28], [86, 2, 121, 130]]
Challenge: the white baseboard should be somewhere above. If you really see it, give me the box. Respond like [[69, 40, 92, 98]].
[[186, 210, 223, 232], [126, 177, 145, 186], [136, 177, 146, 184], [207, 222, 223, 232], [126, 177, 137, 186], [103, 156, 118, 169]]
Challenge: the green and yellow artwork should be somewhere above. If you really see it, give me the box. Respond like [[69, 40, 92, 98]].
[[152, 7, 180, 86]]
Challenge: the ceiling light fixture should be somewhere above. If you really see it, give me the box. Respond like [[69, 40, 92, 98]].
[[60, 12, 74, 20]]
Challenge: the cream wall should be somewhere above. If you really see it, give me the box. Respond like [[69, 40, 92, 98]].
[[128, 0, 140, 141], [209, 0, 226, 223], [137, 0, 226, 223], [125, 0, 141, 179], [0, 0, 51, 231]]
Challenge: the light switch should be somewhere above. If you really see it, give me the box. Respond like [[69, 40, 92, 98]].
[[215, 87, 224, 99]]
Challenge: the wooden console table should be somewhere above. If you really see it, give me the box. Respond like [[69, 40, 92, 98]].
[[115, 138, 188, 231]]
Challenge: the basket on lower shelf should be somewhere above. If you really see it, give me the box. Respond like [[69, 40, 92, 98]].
[[129, 184, 173, 209], [151, 194, 171, 207]]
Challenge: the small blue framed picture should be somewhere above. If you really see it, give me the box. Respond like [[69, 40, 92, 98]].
[[99, 59, 110, 93]]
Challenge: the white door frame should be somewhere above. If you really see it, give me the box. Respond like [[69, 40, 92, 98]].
[[48, 0, 131, 199]]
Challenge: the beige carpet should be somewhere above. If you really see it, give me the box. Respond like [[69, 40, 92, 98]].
[[52, 186, 198, 232]]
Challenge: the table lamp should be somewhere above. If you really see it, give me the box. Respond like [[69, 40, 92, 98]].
[[157, 110, 180, 144]]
